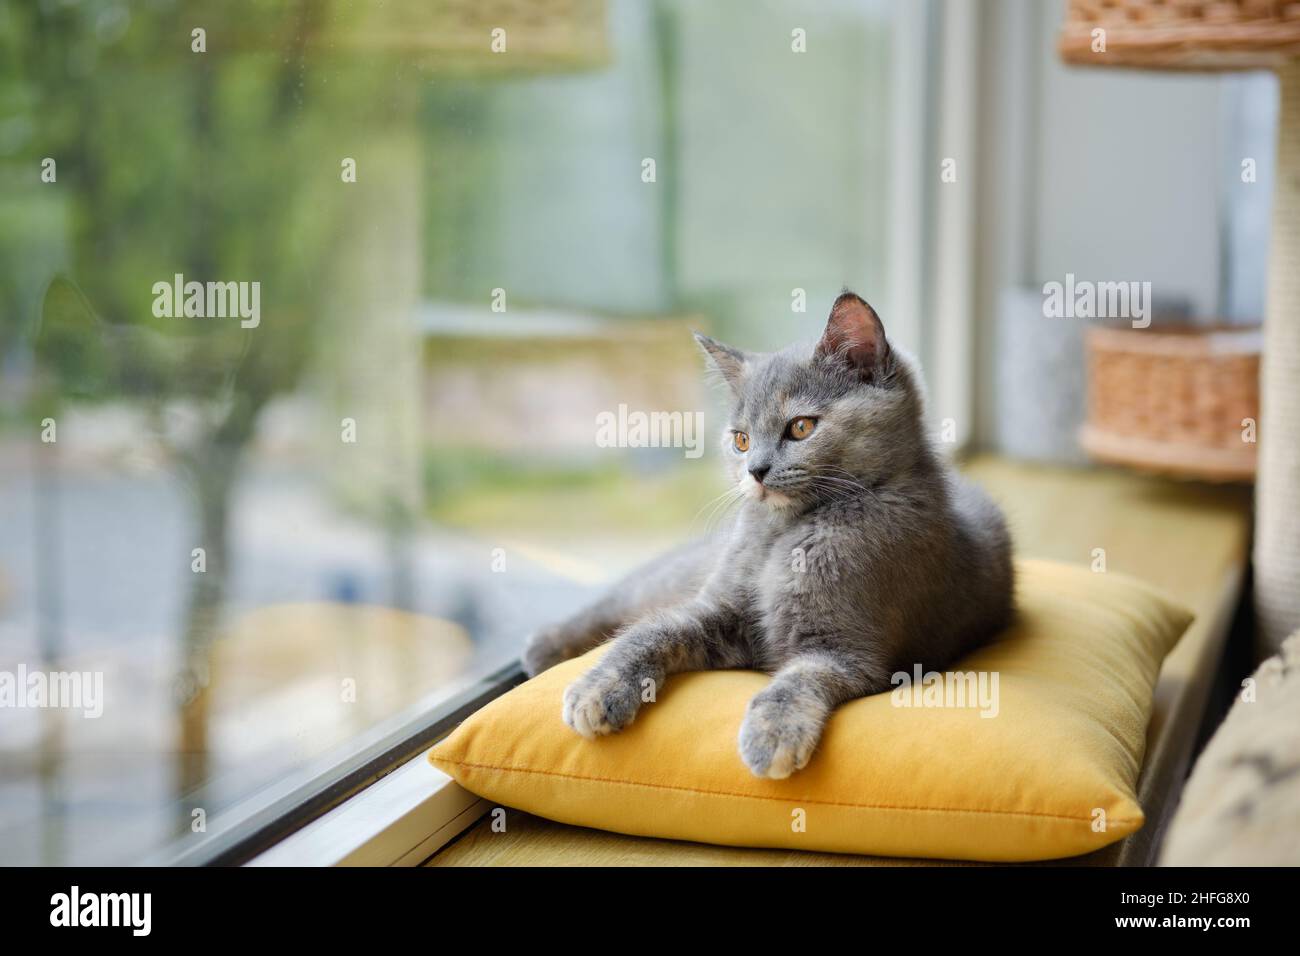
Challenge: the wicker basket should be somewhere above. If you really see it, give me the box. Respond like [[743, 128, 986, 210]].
[[1059, 0, 1300, 70], [1080, 325, 1261, 481]]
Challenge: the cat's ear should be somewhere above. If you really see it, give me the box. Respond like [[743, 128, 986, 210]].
[[816, 291, 890, 380], [693, 331, 749, 395]]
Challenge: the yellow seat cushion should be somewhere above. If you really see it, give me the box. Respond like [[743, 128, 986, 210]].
[[429, 559, 1192, 861]]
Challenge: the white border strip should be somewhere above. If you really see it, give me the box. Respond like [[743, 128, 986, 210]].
[[930, 0, 979, 451], [886, 0, 930, 356], [248, 752, 486, 867]]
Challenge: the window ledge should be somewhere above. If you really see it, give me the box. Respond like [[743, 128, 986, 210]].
[[249, 752, 486, 867]]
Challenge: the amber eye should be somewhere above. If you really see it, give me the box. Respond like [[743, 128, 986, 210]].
[[788, 417, 817, 440], [733, 431, 750, 452]]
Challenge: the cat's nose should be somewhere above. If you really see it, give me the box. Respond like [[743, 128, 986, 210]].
[[749, 465, 770, 484]]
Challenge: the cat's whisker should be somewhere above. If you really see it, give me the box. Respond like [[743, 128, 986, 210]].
[[804, 476, 868, 505], [820, 467, 872, 488], [696, 485, 745, 537], [704, 488, 745, 536], [687, 485, 744, 535], [814, 469, 880, 502], [812, 474, 865, 490]]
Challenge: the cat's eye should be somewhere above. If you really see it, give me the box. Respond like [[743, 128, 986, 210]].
[[788, 417, 817, 441], [733, 431, 750, 452]]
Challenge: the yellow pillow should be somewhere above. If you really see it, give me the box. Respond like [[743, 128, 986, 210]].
[[429, 559, 1192, 861]]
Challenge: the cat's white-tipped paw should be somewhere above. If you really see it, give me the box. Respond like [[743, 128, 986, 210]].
[[737, 695, 823, 779], [562, 667, 640, 738]]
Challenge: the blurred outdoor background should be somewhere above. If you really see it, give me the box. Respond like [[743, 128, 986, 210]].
[[0, 0, 1276, 864], [0, 0, 897, 865]]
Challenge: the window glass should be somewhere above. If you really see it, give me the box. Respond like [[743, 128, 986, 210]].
[[0, 0, 896, 864]]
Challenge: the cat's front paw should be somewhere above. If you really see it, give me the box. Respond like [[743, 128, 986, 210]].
[[738, 692, 824, 779], [562, 665, 642, 738]]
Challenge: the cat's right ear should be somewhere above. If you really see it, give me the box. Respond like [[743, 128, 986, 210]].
[[815, 291, 890, 381], [693, 331, 749, 396]]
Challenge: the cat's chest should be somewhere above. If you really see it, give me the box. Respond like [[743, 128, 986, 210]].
[[726, 503, 874, 624], [726, 513, 827, 608]]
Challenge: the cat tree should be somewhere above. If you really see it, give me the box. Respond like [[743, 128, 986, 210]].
[[1059, 1, 1300, 653]]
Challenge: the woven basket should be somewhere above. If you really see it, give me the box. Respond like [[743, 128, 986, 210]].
[[1080, 325, 1261, 481], [1059, 0, 1300, 70]]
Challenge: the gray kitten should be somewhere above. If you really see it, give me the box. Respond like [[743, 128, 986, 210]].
[[524, 292, 1014, 778]]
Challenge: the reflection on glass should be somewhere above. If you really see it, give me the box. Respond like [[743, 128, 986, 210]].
[[0, 0, 895, 864]]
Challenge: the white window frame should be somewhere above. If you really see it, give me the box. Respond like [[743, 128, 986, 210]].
[[888, 0, 980, 453], [249, 756, 486, 867], [928, 0, 980, 452]]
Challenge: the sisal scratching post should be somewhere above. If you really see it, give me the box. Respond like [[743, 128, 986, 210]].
[[1256, 59, 1300, 653]]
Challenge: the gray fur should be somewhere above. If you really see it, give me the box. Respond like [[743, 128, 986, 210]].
[[527, 292, 1014, 778]]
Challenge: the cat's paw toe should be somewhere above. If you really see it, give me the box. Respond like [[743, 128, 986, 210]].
[[738, 699, 822, 779], [561, 668, 639, 738]]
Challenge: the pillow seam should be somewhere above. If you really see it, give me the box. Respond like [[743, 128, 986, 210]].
[[431, 756, 1141, 826]]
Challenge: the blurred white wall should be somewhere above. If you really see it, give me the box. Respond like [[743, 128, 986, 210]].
[[973, 0, 1277, 451]]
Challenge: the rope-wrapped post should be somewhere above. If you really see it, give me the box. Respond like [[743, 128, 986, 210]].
[[1256, 59, 1300, 654]]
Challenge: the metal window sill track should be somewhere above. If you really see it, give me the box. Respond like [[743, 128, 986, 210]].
[[249, 753, 486, 867]]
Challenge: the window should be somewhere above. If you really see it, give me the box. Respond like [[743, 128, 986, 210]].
[[0, 0, 941, 864]]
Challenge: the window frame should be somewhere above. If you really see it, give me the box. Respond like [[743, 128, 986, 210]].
[[888, 0, 979, 453], [247, 747, 490, 867], [158, 661, 524, 866]]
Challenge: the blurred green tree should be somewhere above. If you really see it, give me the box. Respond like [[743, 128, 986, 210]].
[[8, 0, 352, 807]]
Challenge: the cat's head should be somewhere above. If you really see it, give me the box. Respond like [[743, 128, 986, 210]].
[[694, 291, 926, 511]]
